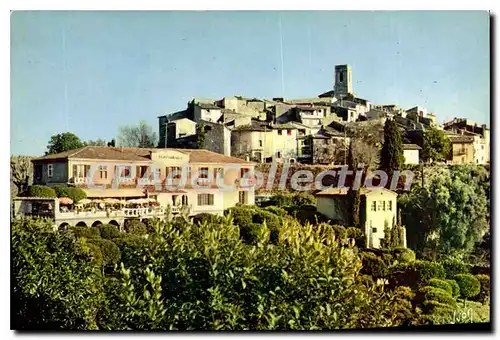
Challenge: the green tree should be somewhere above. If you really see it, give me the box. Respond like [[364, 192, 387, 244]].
[[380, 118, 404, 175], [454, 274, 480, 306], [399, 165, 489, 257], [196, 122, 206, 149], [117, 121, 157, 148], [84, 139, 108, 146], [46, 132, 84, 155], [421, 127, 451, 164]]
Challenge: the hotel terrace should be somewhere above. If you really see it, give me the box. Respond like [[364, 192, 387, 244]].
[[13, 146, 256, 229]]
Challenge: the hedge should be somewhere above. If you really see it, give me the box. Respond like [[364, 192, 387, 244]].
[[26, 185, 56, 198], [391, 248, 416, 263], [99, 224, 121, 240], [415, 260, 445, 282], [360, 252, 387, 279], [454, 274, 480, 300]]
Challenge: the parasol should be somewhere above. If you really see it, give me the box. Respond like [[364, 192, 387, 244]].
[[103, 198, 120, 204], [58, 197, 74, 205], [77, 198, 92, 205]]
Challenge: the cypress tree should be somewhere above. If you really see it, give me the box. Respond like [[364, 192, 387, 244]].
[[196, 123, 206, 149], [380, 118, 404, 176]]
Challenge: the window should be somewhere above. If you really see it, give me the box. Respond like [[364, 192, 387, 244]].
[[382, 201, 386, 211], [167, 166, 182, 179], [73, 164, 90, 178], [339, 71, 344, 82], [239, 191, 248, 204], [379, 201, 384, 210], [99, 165, 108, 179], [47, 164, 53, 178], [277, 151, 281, 158], [278, 130, 283, 135], [287, 129, 292, 136], [372, 228, 377, 233], [119, 165, 132, 178], [482, 145, 485, 150], [371, 201, 376, 211], [240, 167, 250, 178], [172, 195, 179, 206], [388, 200, 393, 211], [214, 167, 224, 179], [199, 167, 209, 179], [259, 140, 263, 147], [197, 193, 214, 206]]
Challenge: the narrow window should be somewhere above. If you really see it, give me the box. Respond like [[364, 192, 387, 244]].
[[99, 165, 108, 179], [47, 164, 53, 178], [239, 191, 248, 204], [371, 201, 376, 211], [339, 71, 344, 82]]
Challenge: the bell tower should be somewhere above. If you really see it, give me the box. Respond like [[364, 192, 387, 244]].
[[334, 64, 353, 98]]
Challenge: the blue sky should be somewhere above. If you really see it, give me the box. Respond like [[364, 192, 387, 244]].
[[11, 11, 490, 156]]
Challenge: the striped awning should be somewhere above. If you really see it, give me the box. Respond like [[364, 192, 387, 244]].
[[83, 188, 146, 198]]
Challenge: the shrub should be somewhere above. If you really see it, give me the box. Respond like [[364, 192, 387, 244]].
[[415, 260, 445, 283], [454, 274, 481, 300], [360, 252, 387, 278], [78, 240, 103, 266], [424, 288, 456, 307], [475, 274, 490, 303], [88, 238, 121, 267], [26, 185, 56, 198], [125, 220, 147, 236], [225, 206, 253, 229], [192, 213, 223, 226], [70, 226, 101, 239], [392, 248, 416, 263], [99, 224, 121, 240], [331, 225, 347, 240], [263, 206, 287, 217], [442, 258, 469, 279], [292, 192, 316, 206], [53, 186, 87, 203], [445, 279, 460, 298], [428, 279, 453, 295], [421, 300, 455, 320]]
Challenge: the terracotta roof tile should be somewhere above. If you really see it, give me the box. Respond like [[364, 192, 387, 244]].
[[33, 146, 151, 162]]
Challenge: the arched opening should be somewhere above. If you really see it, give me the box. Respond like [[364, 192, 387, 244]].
[[76, 221, 87, 227], [339, 71, 344, 82], [58, 222, 70, 231], [109, 220, 120, 227], [92, 220, 103, 228]]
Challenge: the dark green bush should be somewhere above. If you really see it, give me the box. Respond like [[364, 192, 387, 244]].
[[53, 186, 87, 203], [99, 224, 121, 240], [391, 248, 416, 263], [225, 206, 253, 228], [192, 213, 223, 225], [80, 241, 103, 266], [26, 185, 56, 198], [70, 226, 101, 239], [428, 279, 453, 295], [263, 206, 287, 217], [442, 258, 469, 279], [88, 238, 121, 267], [475, 274, 490, 303], [125, 220, 147, 236], [421, 300, 455, 318], [454, 274, 480, 300], [415, 260, 445, 282], [360, 252, 387, 278], [445, 279, 460, 298]]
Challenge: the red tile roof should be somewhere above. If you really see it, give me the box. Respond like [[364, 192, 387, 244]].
[[32, 146, 151, 162]]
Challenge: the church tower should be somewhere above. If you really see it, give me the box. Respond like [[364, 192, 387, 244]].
[[334, 64, 353, 98]]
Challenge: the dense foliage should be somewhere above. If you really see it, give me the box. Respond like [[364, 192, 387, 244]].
[[25, 185, 57, 198], [380, 118, 404, 175], [46, 132, 85, 155], [421, 127, 451, 163], [53, 185, 87, 203], [399, 165, 489, 258]]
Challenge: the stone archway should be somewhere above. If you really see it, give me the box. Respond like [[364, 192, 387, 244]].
[[109, 220, 120, 227], [58, 222, 70, 231], [92, 220, 103, 228], [76, 221, 87, 227]]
